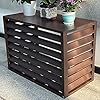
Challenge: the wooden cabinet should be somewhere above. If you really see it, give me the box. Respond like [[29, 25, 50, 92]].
[[3, 12, 97, 98]]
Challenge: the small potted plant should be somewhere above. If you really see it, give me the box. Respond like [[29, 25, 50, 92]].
[[40, 0, 57, 19], [12, 0, 37, 16], [59, 0, 82, 25]]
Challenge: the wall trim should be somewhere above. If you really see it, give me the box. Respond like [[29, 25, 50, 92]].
[[95, 66, 100, 74], [0, 33, 4, 38]]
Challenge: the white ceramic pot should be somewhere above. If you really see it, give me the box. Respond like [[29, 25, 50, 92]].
[[23, 1, 36, 16], [62, 12, 76, 25]]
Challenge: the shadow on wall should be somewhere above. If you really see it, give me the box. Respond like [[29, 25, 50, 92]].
[[76, 0, 100, 67], [0, 0, 22, 11], [95, 25, 100, 67], [77, 0, 100, 22], [0, 0, 41, 12], [0, 0, 100, 21]]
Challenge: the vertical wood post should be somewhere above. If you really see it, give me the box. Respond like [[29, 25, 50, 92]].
[[61, 32, 68, 97], [92, 22, 97, 81]]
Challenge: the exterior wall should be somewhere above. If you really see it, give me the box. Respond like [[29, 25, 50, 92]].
[[0, 0, 40, 11], [0, 0, 22, 11], [76, 0, 100, 23], [0, 0, 99, 22]]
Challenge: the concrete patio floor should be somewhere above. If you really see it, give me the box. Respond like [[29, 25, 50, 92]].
[[0, 37, 100, 100]]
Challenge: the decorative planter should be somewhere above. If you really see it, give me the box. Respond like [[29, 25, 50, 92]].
[[62, 12, 76, 25], [40, 6, 57, 19], [23, 1, 37, 16]]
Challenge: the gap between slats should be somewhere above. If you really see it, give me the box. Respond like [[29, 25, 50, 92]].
[[67, 27, 94, 44], [8, 43, 62, 68], [68, 65, 92, 84], [8, 48, 62, 76], [7, 21, 61, 42], [7, 28, 61, 51], [67, 35, 94, 52], [10, 62, 62, 92], [68, 51, 93, 68], [68, 73, 92, 92], [9, 55, 62, 85], [67, 42, 93, 60], [68, 58, 92, 76], [7, 36, 61, 59]]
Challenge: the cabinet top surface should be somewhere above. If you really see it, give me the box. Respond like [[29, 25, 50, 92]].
[[4, 11, 96, 33]]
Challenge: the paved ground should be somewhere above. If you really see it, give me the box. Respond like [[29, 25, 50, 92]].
[[0, 37, 100, 100]]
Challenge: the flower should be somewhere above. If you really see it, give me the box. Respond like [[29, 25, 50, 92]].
[[59, 0, 82, 12]]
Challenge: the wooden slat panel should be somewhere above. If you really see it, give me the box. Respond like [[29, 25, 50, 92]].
[[7, 29, 61, 51], [68, 51, 93, 68], [8, 49, 62, 76], [4, 13, 97, 98], [7, 22, 61, 42], [9, 56, 62, 84], [68, 58, 92, 76], [67, 35, 94, 52], [68, 65, 92, 84], [67, 27, 94, 43], [10, 63, 62, 91], [68, 73, 91, 92], [67, 43, 93, 60], [8, 43, 61, 68], [7, 36, 61, 59]]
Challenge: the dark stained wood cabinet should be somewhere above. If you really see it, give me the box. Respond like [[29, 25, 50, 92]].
[[3, 12, 97, 98]]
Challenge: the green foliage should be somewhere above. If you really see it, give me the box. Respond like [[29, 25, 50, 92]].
[[41, 0, 56, 5], [42, 0, 48, 4], [48, 0, 56, 4], [12, 0, 33, 4]]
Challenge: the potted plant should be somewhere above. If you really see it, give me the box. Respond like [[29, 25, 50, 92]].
[[59, 0, 82, 25], [12, 0, 37, 16], [40, 0, 57, 19]]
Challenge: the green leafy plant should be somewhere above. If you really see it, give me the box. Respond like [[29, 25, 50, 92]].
[[40, 0, 57, 7], [12, 0, 34, 4]]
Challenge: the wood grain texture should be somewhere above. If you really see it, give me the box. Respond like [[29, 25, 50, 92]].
[[68, 73, 92, 92], [68, 58, 92, 76]]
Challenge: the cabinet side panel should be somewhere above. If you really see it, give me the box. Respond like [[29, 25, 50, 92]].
[[67, 23, 97, 95]]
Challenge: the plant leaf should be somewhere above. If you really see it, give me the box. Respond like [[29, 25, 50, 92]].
[[48, 0, 55, 4], [42, 0, 49, 4]]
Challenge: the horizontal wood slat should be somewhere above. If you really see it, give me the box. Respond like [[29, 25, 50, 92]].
[[7, 22, 61, 42], [68, 65, 92, 84], [68, 58, 92, 76], [9, 56, 62, 84], [7, 29, 61, 51], [67, 42, 93, 60], [67, 35, 94, 52], [8, 49, 62, 76], [10, 63, 62, 91], [7, 36, 61, 59], [68, 51, 93, 68], [68, 73, 92, 92], [67, 27, 94, 43], [8, 43, 61, 68]]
